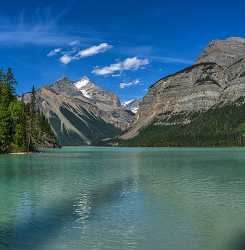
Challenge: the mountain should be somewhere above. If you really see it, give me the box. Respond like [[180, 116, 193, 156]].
[[23, 77, 134, 146], [120, 37, 245, 146], [122, 99, 141, 114]]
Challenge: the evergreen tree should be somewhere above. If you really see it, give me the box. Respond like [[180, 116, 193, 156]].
[[30, 85, 36, 115], [0, 70, 12, 151], [0, 106, 11, 152], [0, 68, 57, 153], [0, 78, 12, 106], [24, 103, 33, 152], [4, 68, 17, 96], [29, 85, 39, 146], [0, 69, 4, 81], [9, 100, 26, 146]]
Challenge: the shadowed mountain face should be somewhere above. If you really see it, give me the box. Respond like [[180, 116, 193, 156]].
[[122, 37, 245, 140], [23, 77, 134, 145]]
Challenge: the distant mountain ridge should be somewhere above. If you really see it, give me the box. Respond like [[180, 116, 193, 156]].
[[23, 76, 134, 145], [120, 37, 245, 146], [24, 37, 245, 147]]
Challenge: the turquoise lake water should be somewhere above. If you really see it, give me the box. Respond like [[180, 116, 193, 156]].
[[1, 147, 245, 250]]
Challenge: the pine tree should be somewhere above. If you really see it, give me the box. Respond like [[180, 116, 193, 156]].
[[30, 85, 36, 115], [0, 69, 57, 153], [24, 103, 32, 152], [0, 69, 4, 81], [30, 85, 39, 146], [9, 100, 26, 147], [0, 106, 11, 152], [4, 68, 17, 96], [0, 70, 12, 152]]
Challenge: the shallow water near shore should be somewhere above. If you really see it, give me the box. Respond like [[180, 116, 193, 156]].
[[1, 146, 245, 250]]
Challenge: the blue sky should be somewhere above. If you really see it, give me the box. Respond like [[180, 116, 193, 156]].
[[0, 0, 245, 101]]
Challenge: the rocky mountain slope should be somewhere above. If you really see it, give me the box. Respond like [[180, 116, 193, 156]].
[[23, 77, 134, 145], [121, 37, 245, 140]]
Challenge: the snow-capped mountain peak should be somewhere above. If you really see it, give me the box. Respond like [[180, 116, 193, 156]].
[[122, 99, 141, 114], [122, 99, 135, 107], [74, 76, 91, 90], [73, 76, 96, 99]]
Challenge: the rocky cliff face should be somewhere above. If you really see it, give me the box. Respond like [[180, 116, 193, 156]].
[[197, 37, 245, 66], [122, 37, 245, 139], [23, 77, 134, 145]]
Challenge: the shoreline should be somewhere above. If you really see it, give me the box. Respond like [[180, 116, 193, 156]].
[[9, 152, 32, 155]]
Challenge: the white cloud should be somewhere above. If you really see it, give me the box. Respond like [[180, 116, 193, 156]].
[[76, 43, 112, 58], [59, 43, 112, 64], [123, 57, 148, 70], [59, 54, 73, 64], [47, 48, 62, 57], [92, 57, 149, 75], [120, 79, 140, 89]]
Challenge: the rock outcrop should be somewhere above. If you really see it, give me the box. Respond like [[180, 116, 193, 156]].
[[23, 77, 134, 145], [122, 37, 245, 139], [197, 37, 245, 66]]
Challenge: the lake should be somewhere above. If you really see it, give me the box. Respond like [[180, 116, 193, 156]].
[[0, 147, 245, 250]]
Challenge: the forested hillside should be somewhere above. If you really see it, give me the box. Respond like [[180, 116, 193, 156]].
[[0, 68, 57, 153], [119, 99, 245, 147]]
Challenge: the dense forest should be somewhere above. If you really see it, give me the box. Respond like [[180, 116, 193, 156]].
[[119, 98, 245, 147], [0, 68, 57, 153]]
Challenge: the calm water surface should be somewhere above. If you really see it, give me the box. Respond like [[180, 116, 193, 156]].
[[1, 147, 245, 250]]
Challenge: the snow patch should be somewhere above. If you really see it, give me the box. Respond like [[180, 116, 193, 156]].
[[122, 99, 140, 114], [74, 77, 93, 99], [122, 99, 135, 106], [131, 107, 139, 114], [80, 89, 92, 99], [74, 77, 90, 90]]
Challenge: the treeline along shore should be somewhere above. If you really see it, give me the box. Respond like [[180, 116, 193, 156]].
[[0, 68, 57, 154]]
